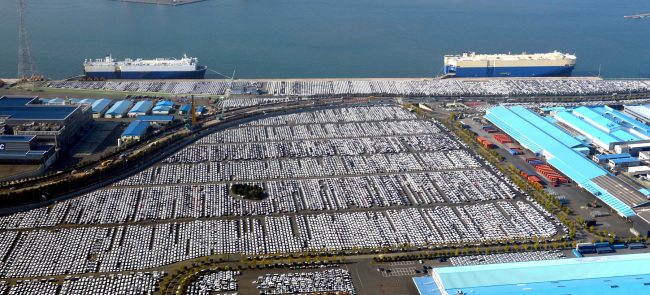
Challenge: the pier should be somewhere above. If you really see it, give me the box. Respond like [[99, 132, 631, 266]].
[[113, 0, 206, 6], [624, 13, 650, 19]]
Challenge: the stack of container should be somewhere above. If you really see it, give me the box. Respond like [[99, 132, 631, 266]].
[[482, 125, 498, 133], [477, 136, 494, 149], [525, 157, 569, 186], [493, 134, 512, 144], [508, 147, 522, 155], [520, 170, 541, 185]]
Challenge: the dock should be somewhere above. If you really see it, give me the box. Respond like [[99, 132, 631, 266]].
[[112, 0, 206, 6], [624, 13, 650, 19]]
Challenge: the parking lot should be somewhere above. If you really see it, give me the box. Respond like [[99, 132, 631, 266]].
[[0, 106, 566, 289]]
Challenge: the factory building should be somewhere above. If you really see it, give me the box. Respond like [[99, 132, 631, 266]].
[[127, 100, 153, 118], [484, 106, 650, 232], [105, 100, 133, 118], [414, 253, 650, 295], [551, 106, 650, 151], [0, 135, 56, 166], [91, 98, 112, 118], [624, 103, 650, 126], [0, 96, 92, 151]]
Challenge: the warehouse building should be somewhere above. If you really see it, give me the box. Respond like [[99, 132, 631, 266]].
[[135, 115, 174, 126], [105, 100, 133, 118], [592, 153, 631, 164], [121, 121, 150, 141], [551, 106, 650, 151], [127, 100, 153, 117], [484, 106, 650, 231], [91, 98, 112, 118], [152, 101, 174, 115], [0, 96, 92, 151], [415, 253, 650, 295]]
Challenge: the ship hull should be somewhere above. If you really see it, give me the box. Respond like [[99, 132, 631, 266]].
[[84, 66, 206, 80], [446, 65, 575, 78]]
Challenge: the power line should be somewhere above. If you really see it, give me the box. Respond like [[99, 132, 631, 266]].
[[18, 0, 38, 79]]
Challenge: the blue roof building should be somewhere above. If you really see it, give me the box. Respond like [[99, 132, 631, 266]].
[[416, 253, 650, 295], [105, 100, 133, 118], [180, 104, 192, 114], [152, 105, 172, 115], [195, 105, 204, 115], [156, 100, 174, 107], [91, 98, 112, 117], [128, 101, 154, 117], [553, 106, 650, 150], [79, 98, 95, 104], [485, 106, 650, 218], [121, 121, 150, 141], [135, 115, 174, 125]]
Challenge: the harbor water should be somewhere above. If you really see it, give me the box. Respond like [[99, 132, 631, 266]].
[[0, 0, 649, 79]]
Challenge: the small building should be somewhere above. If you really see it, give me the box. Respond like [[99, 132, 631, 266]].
[[615, 142, 650, 156], [121, 121, 150, 141], [179, 104, 192, 115], [195, 105, 204, 116], [627, 165, 650, 175], [609, 157, 640, 168], [592, 153, 631, 164], [127, 100, 154, 118], [91, 98, 112, 118], [639, 150, 650, 161], [151, 101, 174, 115], [105, 100, 133, 118], [135, 115, 174, 126], [229, 85, 260, 95]]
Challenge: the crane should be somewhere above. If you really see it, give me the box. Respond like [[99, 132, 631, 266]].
[[217, 70, 235, 121], [185, 95, 198, 130]]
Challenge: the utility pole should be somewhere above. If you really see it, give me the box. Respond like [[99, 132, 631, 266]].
[[18, 0, 38, 79]]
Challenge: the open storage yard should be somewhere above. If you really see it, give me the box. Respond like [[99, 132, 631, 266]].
[[0, 106, 568, 293], [42, 79, 650, 97]]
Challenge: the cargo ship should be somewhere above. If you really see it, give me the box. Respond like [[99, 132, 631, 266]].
[[443, 51, 576, 78], [83, 54, 206, 79]]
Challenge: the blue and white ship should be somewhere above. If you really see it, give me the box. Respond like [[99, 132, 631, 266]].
[[83, 54, 206, 79], [444, 51, 576, 78]]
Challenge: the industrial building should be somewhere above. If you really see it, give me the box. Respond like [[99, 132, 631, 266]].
[[0, 96, 92, 151], [127, 100, 153, 117], [551, 106, 650, 152], [91, 98, 112, 118], [592, 153, 631, 164], [0, 135, 56, 166], [229, 85, 260, 95], [624, 103, 650, 125], [152, 101, 174, 115], [105, 100, 133, 118], [121, 121, 150, 141], [484, 106, 650, 234], [415, 253, 650, 295], [135, 115, 174, 125]]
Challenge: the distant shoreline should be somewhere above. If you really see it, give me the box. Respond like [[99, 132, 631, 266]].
[[112, 0, 206, 6]]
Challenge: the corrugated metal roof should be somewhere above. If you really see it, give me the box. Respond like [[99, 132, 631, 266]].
[[156, 100, 174, 107], [129, 101, 153, 114], [152, 105, 171, 112], [106, 100, 133, 115], [610, 157, 639, 163], [180, 104, 191, 112], [0, 135, 35, 142], [91, 98, 112, 113], [136, 115, 174, 122], [121, 121, 149, 137], [595, 153, 631, 160], [196, 106, 204, 112], [432, 253, 650, 291]]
